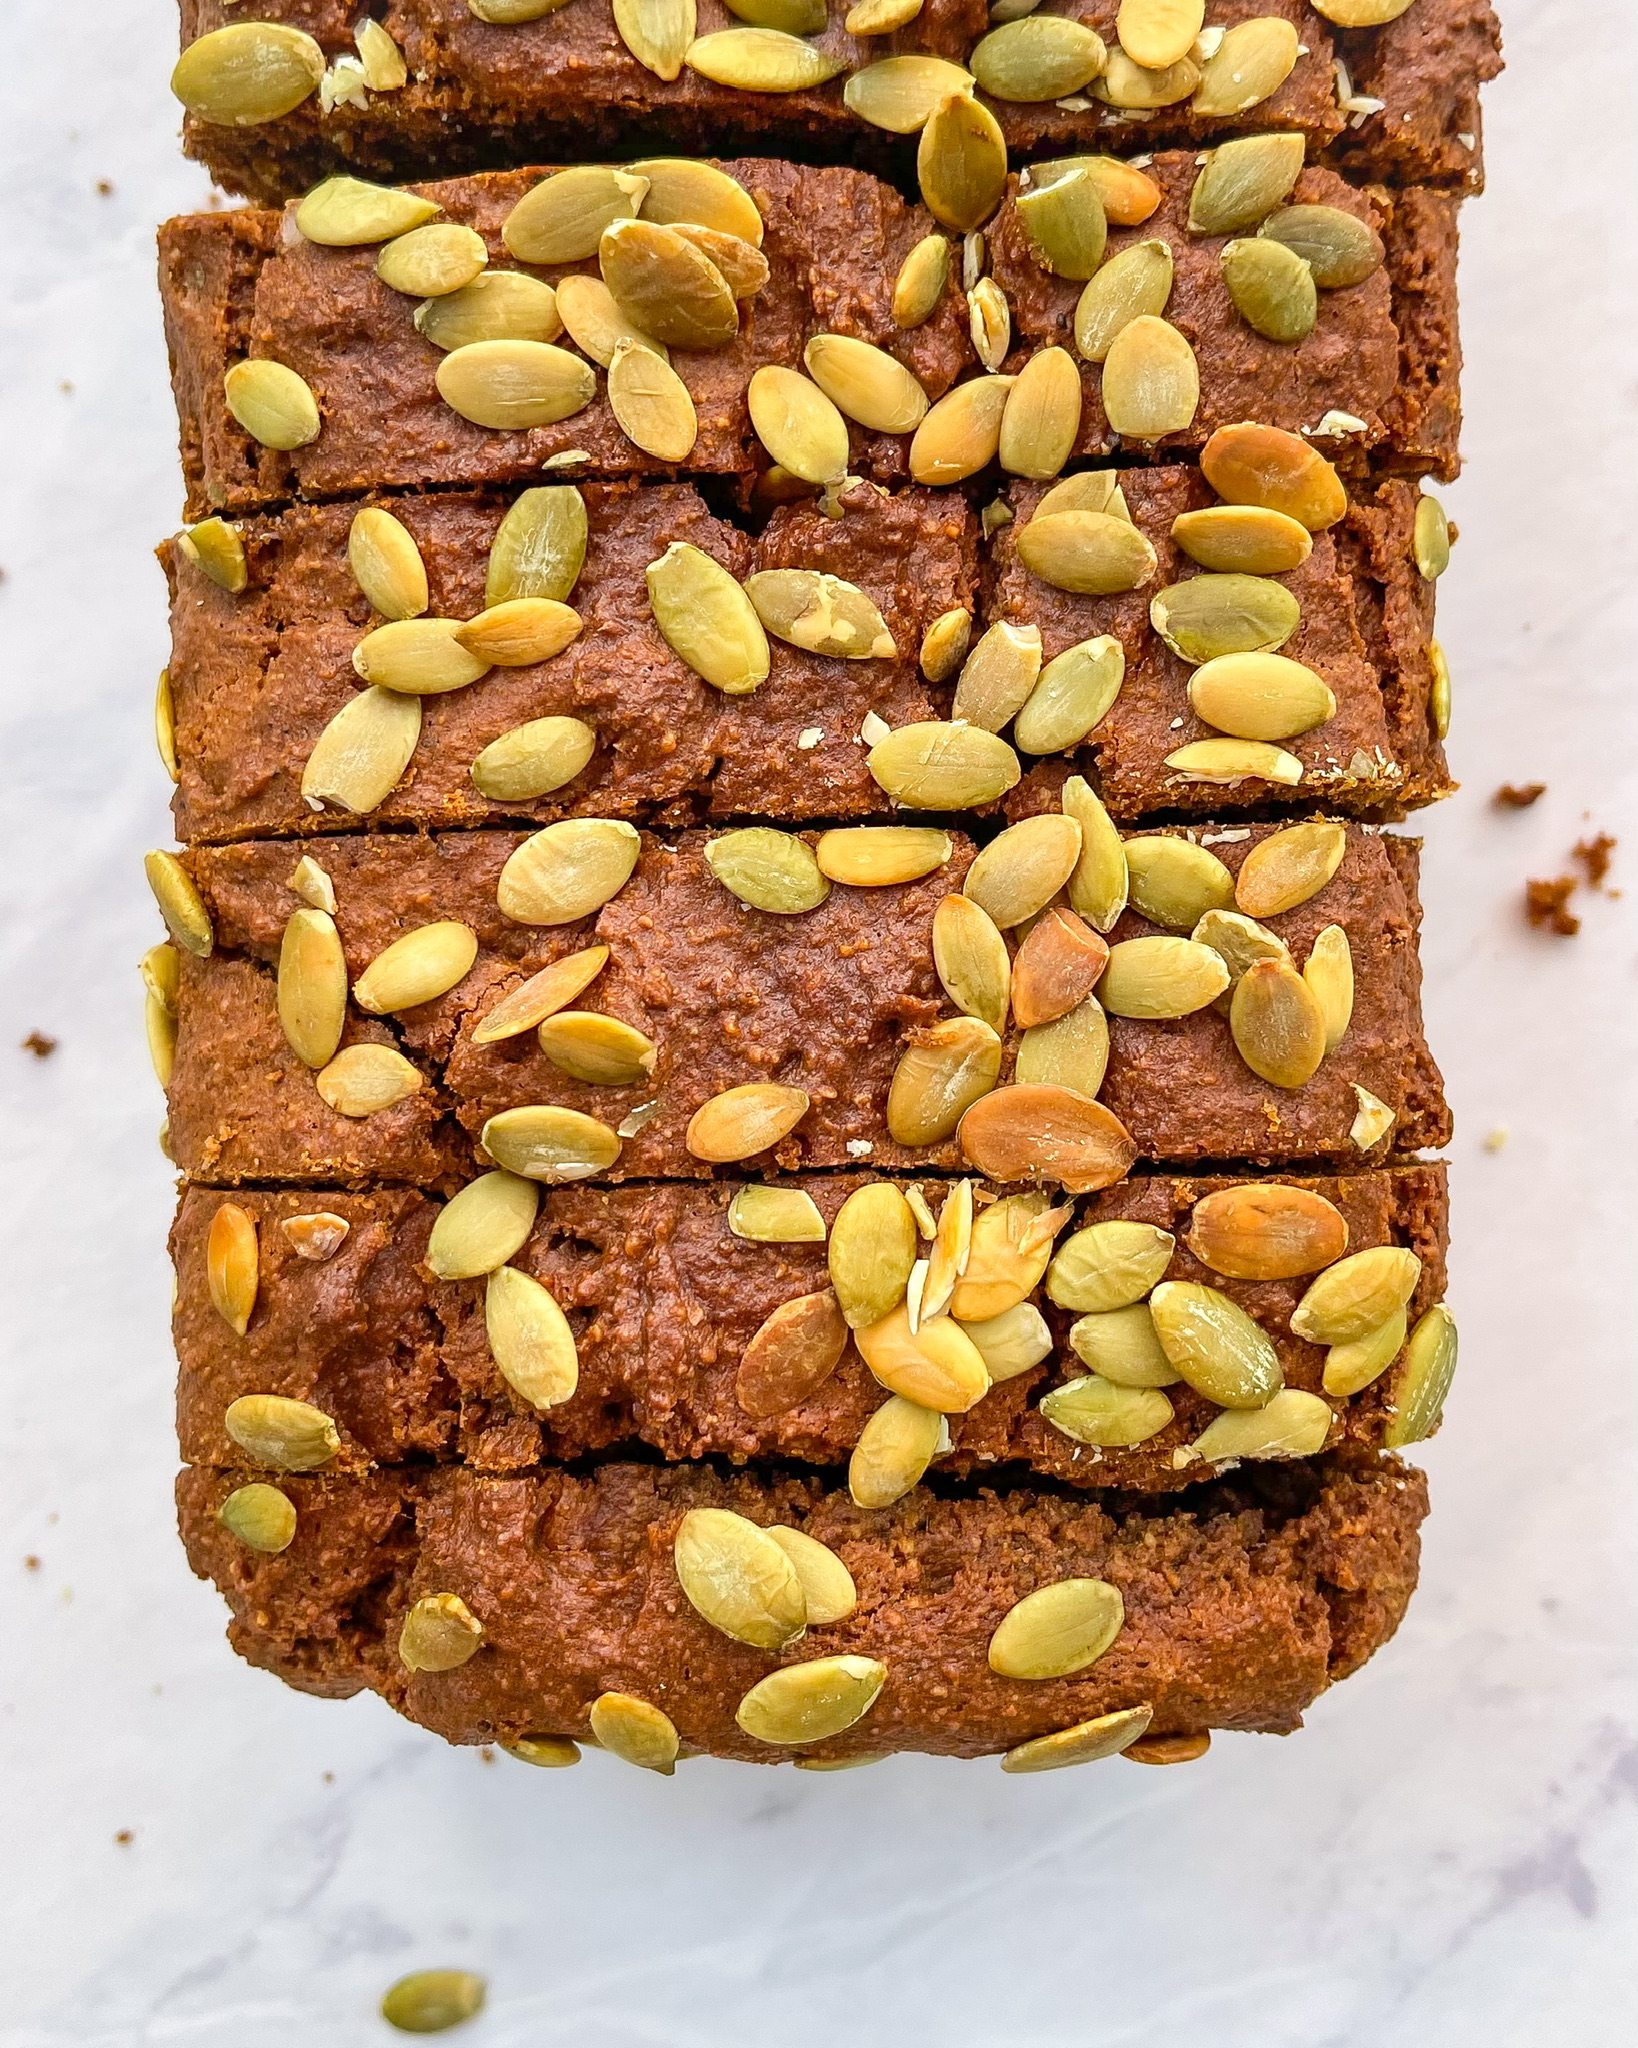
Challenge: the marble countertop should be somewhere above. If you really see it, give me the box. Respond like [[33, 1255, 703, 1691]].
[[2, 2, 1634, 2040]]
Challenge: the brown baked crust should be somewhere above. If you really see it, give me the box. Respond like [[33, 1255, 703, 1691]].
[[174, 1451, 1428, 1758], [164, 821, 1449, 1186], [173, 1163, 1449, 1487], [173, 3, 1499, 205]]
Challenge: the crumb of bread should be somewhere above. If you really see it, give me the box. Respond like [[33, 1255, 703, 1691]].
[[1525, 876, 1580, 935]]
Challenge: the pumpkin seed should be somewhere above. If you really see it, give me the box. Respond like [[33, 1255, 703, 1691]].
[[426, 1171, 539, 1279], [829, 1182, 920, 1330], [967, 277, 1011, 372], [1303, 923, 1353, 1049], [537, 1012, 657, 1086], [1187, 1183, 1347, 1283], [817, 827, 950, 886], [972, 18, 1106, 100], [948, 1191, 1065, 1319], [456, 597, 583, 668], [1039, 157, 1161, 230], [1016, 994, 1110, 1099], [1016, 170, 1107, 280], [908, 374, 1015, 485], [470, 715, 597, 801], [766, 1527, 857, 1625], [1165, 737, 1302, 785], [933, 893, 1011, 1033], [604, 339, 696, 462], [1312, 0, 1416, 25], [207, 1203, 259, 1334], [674, 1507, 808, 1649], [1002, 1704, 1154, 1774], [1413, 493, 1451, 580], [684, 27, 849, 92], [1188, 134, 1306, 236], [487, 487, 587, 606], [684, 1083, 811, 1162], [1192, 15, 1300, 117], [849, 1395, 945, 1507], [486, 1265, 578, 1408], [346, 16, 406, 87], [376, 223, 488, 299], [747, 366, 850, 486], [661, 223, 770, 302], [1190, 650, 1335, 741], [722, 0, 827, 32], [958, 1083, 1136, 1193], [1258, 204, 1384, 288], [1125, 1731, 1211, 1765], [171, 23, 326, 126], [1040, 1374, 1174, 1446], [347, 508, 427, 622], [1383, 1304, 1457, 1446], [1117, 0, 1203, 68], [276, 908, 347, 1069], [1017, 510, 1157, 594], [919, 607, 973, 682], [553, 275, 670, 369], [1073, 239, 1173, 362], [959, 1299, 1053, 1382], [887, 1016, 1004, 1146], [1013, 635, 1124, 754], [736, 1655, 886, 1743], [1123, 835, 1235, 930], [965, 814, 1084, 929], [351, 618, 488, 695], [415, 271, 563, 353], [1100, 316, 1199, 439], [217, 1483, 297, 1555], [1192, 909, 1291, 999], [1010, 908, 1107, 1027], [998, 348, 1083, 478], [705, 827, 831, 912], [736, 1290, 849, 1416], [1199, 421, 1347, 531], [851, 55, 980, 133], [398, 1593, 484, 1673], [1234, 821, 1347, 917], [745, 571, 896, 661], [223, 1393, 339, 1471], [1098, 935, 1229, 1017], [353, 921, 478, 1014], [588, 1691, 680, 1773], [1093, 48, 1200, 109], [599, 219, 739, 349], [646, 542, 771, 694], [1230, 955, 1327, 1088], [1148, 1279, 1282, 1407], [728, 1185, 828, 1243], [1061, 776, 1128, 931], [223, 359, 321, 450], [470, 0, 576, 15], [155, 669, 179, 783], [435, 340, 595, 430], [866, 719, 1021, 808], [144, 850, 213, 957], [1290, 1245, 1422, 1345], [893, 234, 951, 329], [1221, 236, 1317, 343], [145, 991, 176, 1087], [481, 1105, 624, 1181], [178, 517, 247, 595], [471, 947, 611, 1048], [988, 1577, 1124, 1679], [803, 335, 929, 435], [613, 0, 695, 80], [502, 1736, 580, 1768], [1066, 1303, 1180, 1386], [1428, 636, 1451, 739], [951, 621, 1042, 732], [1322, 1306, 1406, 1398], [918, 91, 1008, 233], [141, 941, 181, 1015], [1048, 1220, 1174, 1313], [295, 176, 440, 246], [847, 0, 924, 27], [1182, 1387, 1332, 1464], [380, 1969, 486, 2034], [855, 1299, 991, 1411], [279, 1211, 350, 1261], [1170, 505, 1312, 575], [1037, 470, 1130, 520], [503, 166, 648, 265], [631, 158, 764, 245]]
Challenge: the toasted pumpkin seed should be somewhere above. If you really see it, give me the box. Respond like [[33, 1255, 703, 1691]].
[[141, 940, 181, 1015], [855, 1300, 991, 1411], [919, 606, 972, 681], [588, 1691, 680, 1773], [972, 18, 1106, 100], [1041, 1374, 1174, 1446], [1003, 1704, 1154, 1773], [1413, 493, 1451, 580], [965, 814, 1084, 929], [486, 487, 587, 606], [1170, 505, 1312, 575], [803, 334, 929, 435], [1017, 170, 1107, 281], [1010, 908, 1108, 1027], [456, 597, 583, 668], [829, 1182, 919, 1329], [1258, 204, 1384, 287], [1188, 133, 1306, 236], [172, 23, 326, 126], [217, 1483, 297, 1555], [415, 272, 563, 352], [1303, 923, 1353, 1049], [470, 716, 596, 802], [1125, 1730, 1211, 1764], [1149, 1280, 1282, 1407], [1123, 836, 1235, 930], [145, 990, 176, 1087], [947, 1191, 1064, 1319], [207, 1203, 258, 1334], [675, 1507, 807, 1649], [376, 222, 488, 299], [178, 517, 247, 595], [1383, 1304, 1457, 1445], [736, 1655, 886, 1744], [1166, 737, 1301, 785], [989, 1577, 1124, 1678], [1189, 1185, 1347, 1284], [867, 720, 1021, 808], [1183, 1387, 1332, 1464], [348, 508, 428, 622], [398, 1593, 484, 1673], [998, 348, 1083, 478], [893, 234, 951, 328], [951, 621, 1042, 732], [315, 1043, 423, 1118], [888, 1017, 1003, 1146], [745, 570, 896, 660], [1061, 776, 1129, 931], [1100, 316, 1199, 440], [1192, 15, 1299, 117], [933, 893, 1011, 1033], [846, 55, 975, 131], [1291, 1245, 1421, 1345], [908, 374, 1015, 485], [1014, 634, 1124, 754], [1016, 994, 1110, 1099], [1093, 47, 1200, 109], [685, 1083, 810, 1162], [1048, 1220, 1174, 1313], [481, 1105, 624, 1181], [728, 1185, 828, 1243], [1072, 238, 1173, 362], [746, 366, 850, 485], [767, 1527, 857, 1624], [276, 908, 347, 1069], [1200, 422, 1347, 531], [223, 359, 320, 450], [279, 1211, 349, 1261], [426, 1171, 539, 1279], [475, 950, 611, 1047], [614, 0, 695, 80], [706, 827, 830, 912], [1190, 650, 1335, 740], [1017, 509, 1157, 594], [503, 166, 648, 265], [353, 922, 478, 1015], [295, 176, 440, 246], [599, 218, 739, 349], [1312, 0, 1416, 25], [537, 1012, 656, 1086], [736, 1290, 849, 1416], [849, 1396, 945, 1507], [145, 850, 213, 958], [631, 158, 764, 244], [223, 1393, 339, 1471], [960, 1299, 1053, 1382], [958, 1083, 1136, 1193], [1099, 935, 1229, 1017], [1221, 236, 1317, 343], [1067, 1303, 1180, 1386], [918, 91, 1008, 233], [349, 17, 407, 91], [485, 1265, 578, 1408], [1230, 955, 1327, 1088], [923, 1183, 977, 1322], [435, 340, 595, 429], [817, 827, 950, 886], [967, 277, 1011, 372], [684, 27, 849, 92], [646, 542, 771, 693], [1234, 821, 1347, 917], [1322, 1305, 1406, 1397], [1041, 157, 1160, 230]]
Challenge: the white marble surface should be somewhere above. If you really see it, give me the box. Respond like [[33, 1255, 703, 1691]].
[[2, 3, 1636, 2040]]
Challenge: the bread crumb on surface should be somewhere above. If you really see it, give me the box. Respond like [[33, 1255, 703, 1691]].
[[1573, 833, 1616, 888], [1525, 876, 1580, 935], [1493, 782, 1545, 808], [21, 1031, 57, 1057]]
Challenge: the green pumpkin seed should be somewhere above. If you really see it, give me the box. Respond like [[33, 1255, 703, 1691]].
[[1189, 651, 1335, 741], [1039, 1374, 1174, 1447], [1016, 170, 1107, 281], [887, 1016, 1004, 1145], [613, 0, 695, 80], [1191, 908, 1291, 995], [1047, 1219, 1174, 1312], [965, 813, 1085, 929], [846, 0, 925, 29], [1100, 316, 1199, 439], [1312, 0, 1417, 22], [376, 222, 489, 299], [353, 921, 478, 1015], [968, 277, 1011, 375], [1150, 572, 1300, 664], [1303, 923, 1354, 1049], [503, 165, 649, 264], [537, 1012, 657, 1086], [647, 542, 770, 694], [893, 234, 951, 328], [416, 271, 562, 353], [674, 1507, 808, 1649], [908, 374, 1016, 485], [155, 668, 179, 783], [480, 1105, 624, 1182], [171, 23, 325, 126], [745, 570, 896, 659], [1258, 204, 1385, 287], [728, 1185, 827, 1242], [1118, 0, 1204, 69], [918, 91, 1008, 234], [1002, 1704, 1154, 1774], [829, 1181, 919, 1331], [1414, 493, 1451, 580], [849, 1396, 945, 1508], [1166, 739, 1301, 786], [1383, 1304, 1457, 1446], [276, 907, 347, 1069], [487, 486, 587, 607], [607, 338, 698, 462], [933, 892, 1012, 1034], [380, 1969, 487, 2034], [631, 158, 765, 243], [1188, 134, 1306, 236], [804, 334, 930, 434], [502, 1736, 580, 1768], [470, 716, 596, 801], [554, 274, 671, 368], [485, 1264, 579, 1408], [348, 507, 428, 621], [736, 1655, 887, 1743], [470, 0, 577, 15], [1429, 636, 1452, 739], [426, 1171, 539, 1281], [1073, 239, 1173, 363], [1017, 509, 1157, 594], [1123, 835, 1235, 930], [223, 359, 320, 450], [1221, 237, 1317, 343], [397, 1593, 484, 1673], [144, 850, 213, 958], [588, 1690, 681, 1772], [1229, 956, 1328, 1088], [1149, 1279, 1283, 1407], [178, 517, 247, 595], [295, 176, 441, 246], [223, 1394, 340, 1471], [684, 27, 850, 93], [960, 1300, 1053, 1382], [919, 605, 972, 681], [1067, 1303, 1181, 1386], [988, 1578, 1124, 1679], [970, 18, 1106, 101], [1234, 821, 1348, 917], [1098, 935, 1229, 1017], [1014, 634, 1124, 754], [951, 621, 1042, 732], [1093, 47, 1200, 109], [1350, 1084, 1396, 1152], [705, 827, 831, 913], [1291, 1246, 1422, 1346], [351, 618, 488, 696], [998, 347, 1083, 478], [217, 1483, 297, 1554], [1322, 1305, 1406, 1397], [1170, 504, 1312, 575], [1015, 994, 1109, 1097], [496, 817, 641, 924], [1182, 1388, 1332, 1464], [746, 366, 851, 486], [301, 687, 421, 815], [845, 55, 976, 133], [435, 340, 595, 430], [599, 219, 739, 349], [867, 720, 1020, 808], [1191, 15, 1299, 118]]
